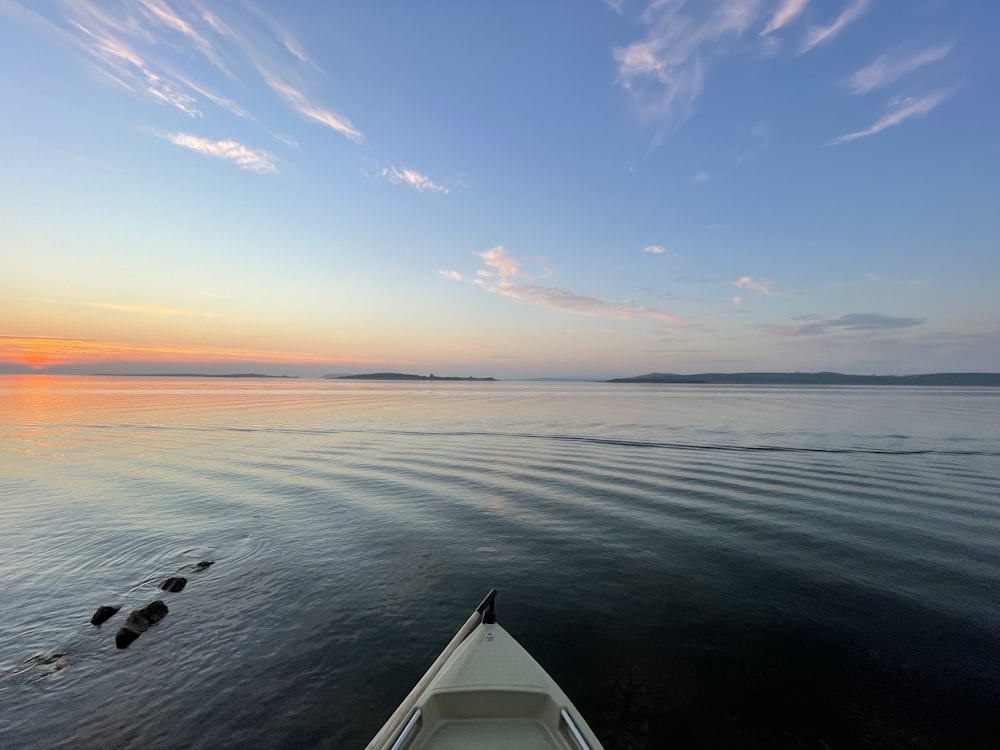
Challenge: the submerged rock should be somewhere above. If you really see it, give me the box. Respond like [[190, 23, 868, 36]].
[[115, 600, 169, 649], [159, 576, 187, 593], [15, 652, 69, 676], [193, 561, 215, 572], [90, 605, 121, 626]]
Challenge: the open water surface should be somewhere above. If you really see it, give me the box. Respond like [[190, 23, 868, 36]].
[[1, 376, 998, 748]]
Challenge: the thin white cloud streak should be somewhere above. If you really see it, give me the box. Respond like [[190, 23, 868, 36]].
[[244, 1, 318, 70], [380, 167, 448, 193], [693, 170, 709, 183], [614, 0, 766, 137], [801, 0, 869, 53], [262, 73, 363, 142], [445, 246, 686, 326], [644, 245, 666, 254], [145, 71, 201, 116], [165, 133, 278, 173], [167, 67, 247, 117], [280, 33, 311, 67], [137, 0, 225, 72], [64, 0, 152, 42], [486, 281, 686, 325], [760, 0, 810, 35], [845, 43, 954, 94], [830, 89, 953, 145], [69, 19, 143, 68], [193, 3, 230, 36], [638, 306, 687, 325], [139, 0, 202, 42], [733, 276, 777, 294]]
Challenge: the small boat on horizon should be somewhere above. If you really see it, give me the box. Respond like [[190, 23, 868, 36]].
[[365, 589, 604, 749]]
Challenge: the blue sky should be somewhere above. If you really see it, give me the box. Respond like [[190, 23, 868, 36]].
[[1, 0, 997, 378]]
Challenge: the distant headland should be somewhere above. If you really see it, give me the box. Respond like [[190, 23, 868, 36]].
[[608, 372, 1000, 386], [90, 373, 300, 379], [324, 372, 496, 381]]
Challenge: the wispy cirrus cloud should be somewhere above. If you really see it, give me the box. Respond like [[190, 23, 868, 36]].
[[165, 133, 278, 173], [613, 0, 872, 139], [380, 167, 448, 193], [243, 1, 319, 70], [766, 312, 925, 336], [137, 0, 220, 69], [760, 0, 810, 35], [5, 0, 362, 146], [165, 67, 247, 118], [844, 43, 954, 94], [41, 2, 209, 119], [442, 246, 686, 326], [188, 4, 364, 141], [830, 89, 953, 145], [733, 276, 777, 294], [65, 0, 234, 111], [614, 0, 766, 138], [260, 73, 363, 142], [801, 0, 869, 53], [144, 70, 201, 116]]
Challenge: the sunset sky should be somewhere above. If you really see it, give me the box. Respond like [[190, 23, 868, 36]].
[[2, 0, 997, 378]]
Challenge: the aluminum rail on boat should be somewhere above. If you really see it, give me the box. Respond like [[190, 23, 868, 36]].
[[365, 590, 604, 750]]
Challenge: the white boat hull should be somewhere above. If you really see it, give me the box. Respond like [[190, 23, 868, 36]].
[[366, 592, 604, 750]]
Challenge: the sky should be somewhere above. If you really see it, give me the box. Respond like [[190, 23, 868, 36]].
[[1, 0, 998, 379]]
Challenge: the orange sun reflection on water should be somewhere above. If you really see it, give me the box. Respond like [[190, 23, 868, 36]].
[[0, 374, 95, 432]]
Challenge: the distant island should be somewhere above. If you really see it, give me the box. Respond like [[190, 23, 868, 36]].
[[324, 372, 496, 381], [91, 373, 300, 379], [608, 372, 1000, 386]]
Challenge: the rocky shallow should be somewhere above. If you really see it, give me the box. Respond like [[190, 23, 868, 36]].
[[88, 560, 214, 649]]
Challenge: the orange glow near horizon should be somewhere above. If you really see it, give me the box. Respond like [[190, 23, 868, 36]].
[[0, 336, 389, 369]]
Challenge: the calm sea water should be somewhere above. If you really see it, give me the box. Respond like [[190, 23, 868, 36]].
[[1, 376, 998, 749]]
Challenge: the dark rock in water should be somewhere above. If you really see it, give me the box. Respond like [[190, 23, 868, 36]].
[[115, 629, 141, 649], [128, 599, 168, 628], [90, 605, 121, 626], [193, 560, 214, 571], [115, 600, 169, 649], [159, 576, 187, 593]]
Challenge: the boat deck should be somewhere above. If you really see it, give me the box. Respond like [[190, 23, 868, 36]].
[[396, 625, 597, 749], [419, 719, 562, 749]]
